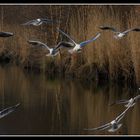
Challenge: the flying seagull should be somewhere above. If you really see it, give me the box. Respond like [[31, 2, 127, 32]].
[[21, 18, 60, 26], [110, 88, 140, 107], [28, 40, 74, 57], [84, 105, 131, 132], [0, 103, 20, 119], [57, 28, 101, 54], [110, 89, 140, 108], [99, 25, 140, 39], [0, 32, 14, 37]]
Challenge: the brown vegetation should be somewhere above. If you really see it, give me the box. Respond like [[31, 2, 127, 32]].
[[0, 5, 139, 86]]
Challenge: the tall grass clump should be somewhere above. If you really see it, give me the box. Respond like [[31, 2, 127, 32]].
[[67, 5, 139, 86]]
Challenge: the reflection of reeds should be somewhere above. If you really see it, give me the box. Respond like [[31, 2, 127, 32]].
[[0, 66, 138, 134], [0, 5, 139, 85]]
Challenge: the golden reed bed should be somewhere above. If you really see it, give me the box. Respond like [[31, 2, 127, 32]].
[[0, 5, 139, 86]]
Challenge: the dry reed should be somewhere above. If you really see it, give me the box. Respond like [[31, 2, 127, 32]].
[[0, 5, 139, 86]]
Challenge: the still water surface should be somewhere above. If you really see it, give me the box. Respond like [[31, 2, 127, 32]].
[[0, 65, 139, 135]]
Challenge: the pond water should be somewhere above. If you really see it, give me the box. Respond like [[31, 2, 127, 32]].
[[0, 65, 139, 135]]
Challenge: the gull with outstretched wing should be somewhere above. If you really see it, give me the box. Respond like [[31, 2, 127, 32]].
[[110, 95, 140, 108], [0, 32, 14, 37], [0, 103, 20, 119], [110, 88, 140, 108], [28, 40, 74, 57], [21, 18, 60, 26], [57, 28, 101, 54], [99, 25, 140, 39], [84, 105, 131, 132]]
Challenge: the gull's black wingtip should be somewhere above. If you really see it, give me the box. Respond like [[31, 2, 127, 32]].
[[0, 32, 14, 37], [133, 28, 140, 31]]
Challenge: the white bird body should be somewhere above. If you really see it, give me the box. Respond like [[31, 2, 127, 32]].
[[46, 49, 59, 57], [114, 33, 125, 39], [33, 20, 42, 26], [109, 119, 123, 132], [68, 44, 82, 54], [125, 98, 135, 108], [111, 120, 116, 125], [37, 19, 41, 22], [118, 33, 125, 37], [46, 48, 57, 57], [73, 44, 81, 51], [49, 48, 54, 54], [108, 123, 122, 132]]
